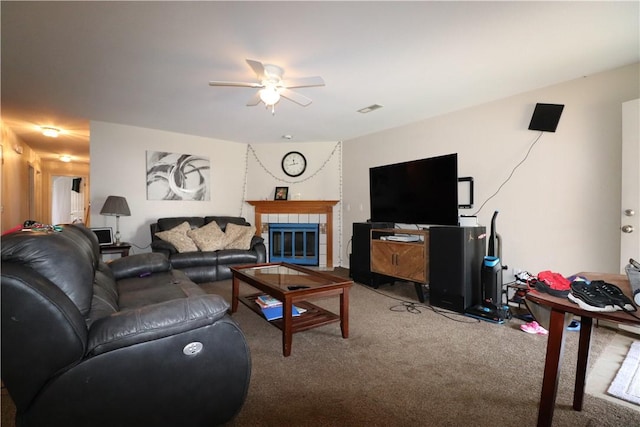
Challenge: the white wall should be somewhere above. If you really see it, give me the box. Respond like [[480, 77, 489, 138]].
[[90, 122, 344, 259], [90, 64, 638, 275], [243, 141, 343, 264], [90, 121, 247, 250], [342, 63, 639, 280], [244, 141, 341, 202]]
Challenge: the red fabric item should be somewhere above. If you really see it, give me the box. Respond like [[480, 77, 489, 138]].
[[537, 270, 571, 291], [2, 224, 23, 236]]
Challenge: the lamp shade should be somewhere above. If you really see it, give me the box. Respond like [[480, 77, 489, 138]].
[[100, 196, 131, 216]]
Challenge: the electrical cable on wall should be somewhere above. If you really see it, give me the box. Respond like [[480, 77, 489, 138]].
[[472, 131, 544, 216]]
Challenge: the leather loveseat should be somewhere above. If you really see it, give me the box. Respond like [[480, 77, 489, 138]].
[[150, 216, 267, 283], [1, 224, 251, 427]]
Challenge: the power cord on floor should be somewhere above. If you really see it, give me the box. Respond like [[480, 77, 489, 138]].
[[126, 242, 151, 254], [356, 282, 479, 323]]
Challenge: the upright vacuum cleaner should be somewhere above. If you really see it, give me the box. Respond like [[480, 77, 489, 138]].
[[465, 210, 508, 323], [483, 210, 503, 306]]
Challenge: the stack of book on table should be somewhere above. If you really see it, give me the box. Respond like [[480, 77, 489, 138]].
[[255, 295, 306, 321]]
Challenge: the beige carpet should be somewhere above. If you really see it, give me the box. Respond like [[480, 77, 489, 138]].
[[3, 270, 640, 427], [216, 271, 640, 427]]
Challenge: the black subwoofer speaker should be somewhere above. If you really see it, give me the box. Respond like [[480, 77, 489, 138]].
[[350, 222, 393, 288], [429, 226, 486, 313]]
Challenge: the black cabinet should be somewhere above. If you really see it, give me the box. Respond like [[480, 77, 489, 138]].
[[350, 222, 394, 288], [429, 226, 486, 313]]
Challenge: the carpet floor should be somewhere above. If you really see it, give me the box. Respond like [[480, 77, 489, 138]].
[[3, 269, 640, 426]]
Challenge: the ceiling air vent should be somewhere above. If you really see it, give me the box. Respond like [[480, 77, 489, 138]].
[[357, 104, 384, 114]]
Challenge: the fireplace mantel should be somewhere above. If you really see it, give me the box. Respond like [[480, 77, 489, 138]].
[[246, 200, 339, 267]]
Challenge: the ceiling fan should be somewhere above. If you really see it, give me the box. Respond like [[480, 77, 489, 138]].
[[209, 59, 325, 113]]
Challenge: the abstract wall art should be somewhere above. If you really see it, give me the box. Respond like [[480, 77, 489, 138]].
[[146, 151, 211, 201]]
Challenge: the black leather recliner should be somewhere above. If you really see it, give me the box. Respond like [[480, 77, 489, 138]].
[[1, 224, 251, 427], [150, 216, 267, 283]]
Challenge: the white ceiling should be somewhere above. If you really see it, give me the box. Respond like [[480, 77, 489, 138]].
[[2, 1, 639, 164]]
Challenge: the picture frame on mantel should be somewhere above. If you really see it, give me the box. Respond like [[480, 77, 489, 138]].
[[274, 186, 288, 200]]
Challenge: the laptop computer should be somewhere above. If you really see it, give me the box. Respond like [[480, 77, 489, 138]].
[[91, 227, 114, 246]]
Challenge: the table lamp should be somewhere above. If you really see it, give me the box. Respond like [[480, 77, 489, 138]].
[[100, 196, 131, 245]]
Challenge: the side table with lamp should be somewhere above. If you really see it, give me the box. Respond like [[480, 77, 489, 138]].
[[99, 195, 131, 250], [99, 242, 132, 258]]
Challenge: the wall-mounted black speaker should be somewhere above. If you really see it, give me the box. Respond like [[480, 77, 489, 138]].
[[528, 103, 564, 133]]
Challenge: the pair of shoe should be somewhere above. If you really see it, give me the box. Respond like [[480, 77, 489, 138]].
[[515, 271, 536, 285], [568, 280, 636, 312], [520, 321, 548, 335]]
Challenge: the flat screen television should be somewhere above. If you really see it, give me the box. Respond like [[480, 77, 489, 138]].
[[369, 153, 459, 226]]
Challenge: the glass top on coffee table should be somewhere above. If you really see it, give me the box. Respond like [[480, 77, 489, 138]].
[[232, 263, 349, 291]]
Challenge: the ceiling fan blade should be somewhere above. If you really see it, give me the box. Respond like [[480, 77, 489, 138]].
[[280, 88, 312, 107], [246, 59, 265, 80], [246, 91, 262, 106], [282, 76, 325, 89], [209, 81, 262, 88]]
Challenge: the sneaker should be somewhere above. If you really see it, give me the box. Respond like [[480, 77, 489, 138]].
[[515, 271, 536, 284], [520, 321, 548, 335], [535, 280, 570, 297], [537, 271, 571, 296], [568, 281, 617, 312], [567, 320, 581, 331], [592, 280, 636, 312]]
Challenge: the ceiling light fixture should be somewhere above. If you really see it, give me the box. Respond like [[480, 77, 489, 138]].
[[259, 85, 281, 114], [59, 155, 72, 163], [40, 126, 61, 137]]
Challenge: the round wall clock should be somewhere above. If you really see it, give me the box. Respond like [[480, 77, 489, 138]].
[[281, 151, 307, 177]]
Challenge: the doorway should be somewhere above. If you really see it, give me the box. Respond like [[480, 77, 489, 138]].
[[620, 98, 639, 271], [52, 176, 86, 224]]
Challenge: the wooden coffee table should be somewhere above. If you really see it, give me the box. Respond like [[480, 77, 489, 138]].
[[230, 263, 352, 357]]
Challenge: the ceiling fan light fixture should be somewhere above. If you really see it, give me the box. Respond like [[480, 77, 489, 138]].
[[40, 126, 61, 137], [259, 86, 281, 106], [209, 59, 323, 112]]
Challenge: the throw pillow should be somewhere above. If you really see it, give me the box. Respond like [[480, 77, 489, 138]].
[[188, 221, 227, 251], [224, 223, 256, 250], [155, 221, 198, 252]]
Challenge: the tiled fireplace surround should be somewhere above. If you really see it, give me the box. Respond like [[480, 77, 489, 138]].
[[246, 201, 339, 269]]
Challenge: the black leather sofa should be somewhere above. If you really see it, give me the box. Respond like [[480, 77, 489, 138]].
[[150, 216, 267, 283], [1, 224, 251, 427]]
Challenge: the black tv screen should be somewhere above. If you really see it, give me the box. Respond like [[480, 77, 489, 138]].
[[369, 153, 459, 226]]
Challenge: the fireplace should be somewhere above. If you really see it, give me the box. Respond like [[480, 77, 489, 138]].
[[246, 200, 339, 268], [269, 223, 319, 265]]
